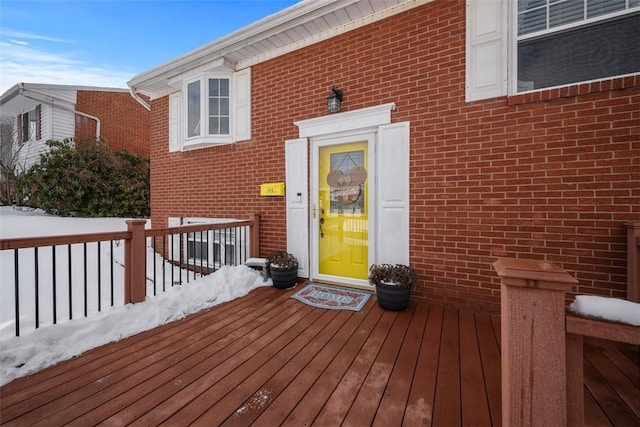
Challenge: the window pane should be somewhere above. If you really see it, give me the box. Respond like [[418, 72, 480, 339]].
[[549, 0, 584, 28], [220, 118, 230, 135], [219, 79, 229, 96], [187, 81, 201, 138], [220, 98, 229, 115], [518, 13, 640, 90], [519, 7, 547, 35], [209, 117, 219, 134], [209, 98, 219, 115], [209, 79, 219, 97], [207, 77, 230, 136], [519, 0, 546, 12], [587, 0, 625, 18]]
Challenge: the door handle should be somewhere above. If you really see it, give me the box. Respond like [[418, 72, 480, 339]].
[[319, 217, 325, 238]]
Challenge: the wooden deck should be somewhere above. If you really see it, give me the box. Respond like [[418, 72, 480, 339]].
[[1, 285, 638, 426]]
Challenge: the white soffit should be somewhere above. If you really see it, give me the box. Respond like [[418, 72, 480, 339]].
[[294, 102, 396, 138], [236, 0, 433, 70], [129, 0, 433, 97]]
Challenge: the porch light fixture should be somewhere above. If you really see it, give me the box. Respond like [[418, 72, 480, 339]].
[[327, 86, 343, 113]]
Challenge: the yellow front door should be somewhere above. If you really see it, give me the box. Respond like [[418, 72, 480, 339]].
[[318, 141, 369, 280]]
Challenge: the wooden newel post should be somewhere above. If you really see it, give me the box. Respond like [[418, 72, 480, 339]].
[[493, 258, 578, 427], [248, 213, 260, 258], [125, 219, 147, 304]]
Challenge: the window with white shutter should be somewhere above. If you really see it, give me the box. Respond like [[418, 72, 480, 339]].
[[516, 0, 640, 92], [169, 68, 251, 152]]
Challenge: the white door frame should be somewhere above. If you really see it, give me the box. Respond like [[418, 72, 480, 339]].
[[293, 103, 396, 287]]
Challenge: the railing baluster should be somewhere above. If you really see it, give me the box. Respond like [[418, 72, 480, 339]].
[[162, 235, 166, 292], [205, 230, 209, 275], [153, 237, 157, 296], [1, 215, 258, 336], [34, 247, 39, 330], [198, 230, 202, 280], [52, 246, 57, 325], [97, 241, 101, 312], [170, 233, 174, 287], [83, 242, 88, 317], [110, 240, 114, 307], [186, 232, 191, 284], [14, 248, 20, 337], [68, 244, 72, 320]]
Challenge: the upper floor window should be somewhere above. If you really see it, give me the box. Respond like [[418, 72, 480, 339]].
[[516, 0, 640, 91], [169, 68, 250, 152], [19, 105, 41, 143], [186, 76, 231, 139]]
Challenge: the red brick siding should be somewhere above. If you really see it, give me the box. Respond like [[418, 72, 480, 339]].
[[76, 91, 150, 157], [149, 1, 640, 314]]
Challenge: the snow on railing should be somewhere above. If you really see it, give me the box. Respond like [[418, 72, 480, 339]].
[[493, 257, 640, 427]]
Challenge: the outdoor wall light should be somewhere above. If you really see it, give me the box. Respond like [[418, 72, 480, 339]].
[[327, 86, 343, 113]]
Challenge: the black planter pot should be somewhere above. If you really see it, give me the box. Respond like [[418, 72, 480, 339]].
[[375, 282, 411, 311], [270, 265, 298, 289]]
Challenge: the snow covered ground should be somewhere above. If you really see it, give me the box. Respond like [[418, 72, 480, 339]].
[[0, 206, 270, 386]]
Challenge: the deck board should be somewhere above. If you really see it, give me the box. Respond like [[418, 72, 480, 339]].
[[474, 313, 502, 427], [1, 285, 638, 426], [459, 310, 492, 426], [432, 307, 461, 426], [343, 304, 415, 426], [373, 302, 429, 426], [403, 304, 443, 426]]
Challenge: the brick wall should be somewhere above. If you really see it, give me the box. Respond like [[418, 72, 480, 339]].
[[76, 90, 150, 157], [149, 1, 640, 314]]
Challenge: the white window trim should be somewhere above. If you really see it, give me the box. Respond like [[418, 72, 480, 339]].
[[169, 67, 251, 152], [182, 73, 234, 149]]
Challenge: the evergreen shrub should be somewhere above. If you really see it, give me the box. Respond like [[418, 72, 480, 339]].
[[17, 138, 149, 217]]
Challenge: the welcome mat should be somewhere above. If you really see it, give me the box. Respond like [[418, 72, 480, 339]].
[[291, 283, 371, 311]]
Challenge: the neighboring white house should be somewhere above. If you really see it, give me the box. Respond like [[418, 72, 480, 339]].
[[0, 83, 150, 175]]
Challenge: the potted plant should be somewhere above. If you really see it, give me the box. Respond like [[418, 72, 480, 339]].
[[267, 250, 298, 289], [369, 263, 418, 310]]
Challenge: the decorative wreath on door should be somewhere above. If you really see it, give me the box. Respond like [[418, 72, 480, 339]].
[[327, 162, 367, 205]]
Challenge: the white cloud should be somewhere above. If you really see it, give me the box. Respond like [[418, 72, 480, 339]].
[[0, 37, 137, 94], [2, 29, 72, 44]]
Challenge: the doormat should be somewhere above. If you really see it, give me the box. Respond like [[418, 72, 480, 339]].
[[291, 283, 371, 311]]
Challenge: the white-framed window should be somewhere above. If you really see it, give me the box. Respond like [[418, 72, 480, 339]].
[[185, 75, 231, 140], [465, 0, 640, 101], [515, 0, 640, 92], [18, 105, 41, 144], [169, 67, 251, 152], [183, 218, 248, 269]]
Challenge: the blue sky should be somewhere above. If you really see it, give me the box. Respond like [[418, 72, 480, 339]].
[[0, 0, 299, 94]]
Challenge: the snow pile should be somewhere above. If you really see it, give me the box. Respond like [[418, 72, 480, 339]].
[[0, 265, 270, 386], [569, 295, 640, 327], [0, 206, 272, 386]]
